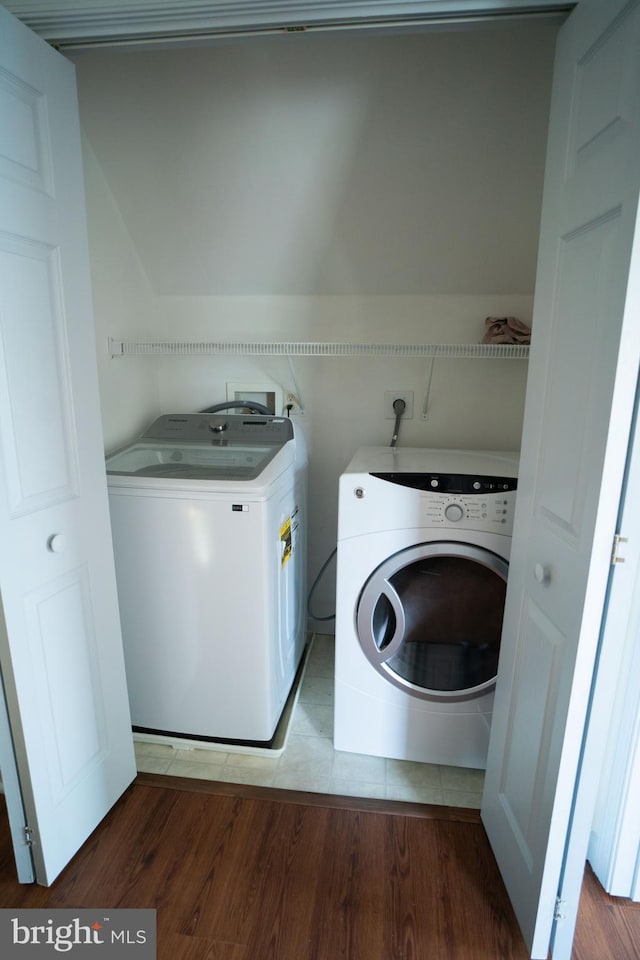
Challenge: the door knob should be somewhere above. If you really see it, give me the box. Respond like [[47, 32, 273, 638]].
[[47, 534, 67, 554], [534, 563, 551, 584]]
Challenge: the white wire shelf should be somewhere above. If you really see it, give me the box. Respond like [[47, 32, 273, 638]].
[[108, 338, 530, 359]]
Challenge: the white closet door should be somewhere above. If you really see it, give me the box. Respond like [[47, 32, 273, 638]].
[[482, 0, 640, 957], [587, 388, 640, 901], [0, 4, 136, 885]]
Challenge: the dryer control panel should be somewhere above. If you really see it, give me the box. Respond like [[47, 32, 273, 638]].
[[370, 472, 517, 494], [371, 472, 517, 534], [423, 491, 515, 531]]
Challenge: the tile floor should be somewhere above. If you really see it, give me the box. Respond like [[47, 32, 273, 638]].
[[134, 634, 485, 808]]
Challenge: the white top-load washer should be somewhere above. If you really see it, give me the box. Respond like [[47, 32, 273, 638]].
[[106, 413, 307, 745], [334, 446, 518, 768]]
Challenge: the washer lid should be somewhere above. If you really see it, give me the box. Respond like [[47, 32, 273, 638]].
[[106, 440, 281, 481], [107, 413, 296, 481]]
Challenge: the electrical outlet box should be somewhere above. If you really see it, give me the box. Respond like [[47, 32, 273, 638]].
[[384, 391, 414, 419]]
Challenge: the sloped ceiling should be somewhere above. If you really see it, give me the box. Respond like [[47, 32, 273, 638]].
[[6, 2, 563, 297], [69, 22, 557, 296], [5, 0, 572, 46]]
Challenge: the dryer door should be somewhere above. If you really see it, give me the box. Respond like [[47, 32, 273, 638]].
[[357, 542, 508, 702]]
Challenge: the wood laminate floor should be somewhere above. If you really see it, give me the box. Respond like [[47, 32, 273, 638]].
[[0, 775, 638, 959]]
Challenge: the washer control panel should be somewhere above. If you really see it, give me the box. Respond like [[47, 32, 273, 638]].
[[142, 413, 294, 445]]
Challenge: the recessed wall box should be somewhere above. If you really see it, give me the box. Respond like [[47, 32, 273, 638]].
[[225, 382, 284, 416]]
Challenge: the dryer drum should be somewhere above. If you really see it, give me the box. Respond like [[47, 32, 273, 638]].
[[357, 542, 508, 702]]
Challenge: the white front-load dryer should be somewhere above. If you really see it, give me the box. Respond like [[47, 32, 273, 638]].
[[333, 446, 518, 769]]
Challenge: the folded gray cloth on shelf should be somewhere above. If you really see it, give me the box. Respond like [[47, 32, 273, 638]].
[[481, 316, 531, 345]]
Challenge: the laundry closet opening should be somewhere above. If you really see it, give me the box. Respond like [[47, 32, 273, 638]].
[[71, 19, 559, 803]]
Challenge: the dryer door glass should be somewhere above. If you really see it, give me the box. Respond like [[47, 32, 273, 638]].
[[357, 542, 508, 701]]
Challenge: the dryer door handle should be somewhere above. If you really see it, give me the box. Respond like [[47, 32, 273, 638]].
[[358, 581, 406, 665]]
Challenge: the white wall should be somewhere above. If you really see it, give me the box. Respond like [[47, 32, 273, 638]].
[[73, 26, 555, 297], [81, 138, 160, 451], [75, 23, 557, 626]]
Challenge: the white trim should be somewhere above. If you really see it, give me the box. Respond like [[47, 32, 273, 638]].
[[4, 0, 573, 45]]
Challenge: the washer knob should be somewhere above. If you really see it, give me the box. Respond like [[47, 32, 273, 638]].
[[445, 504, 464, 522], [209, 420, 228, 433]]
